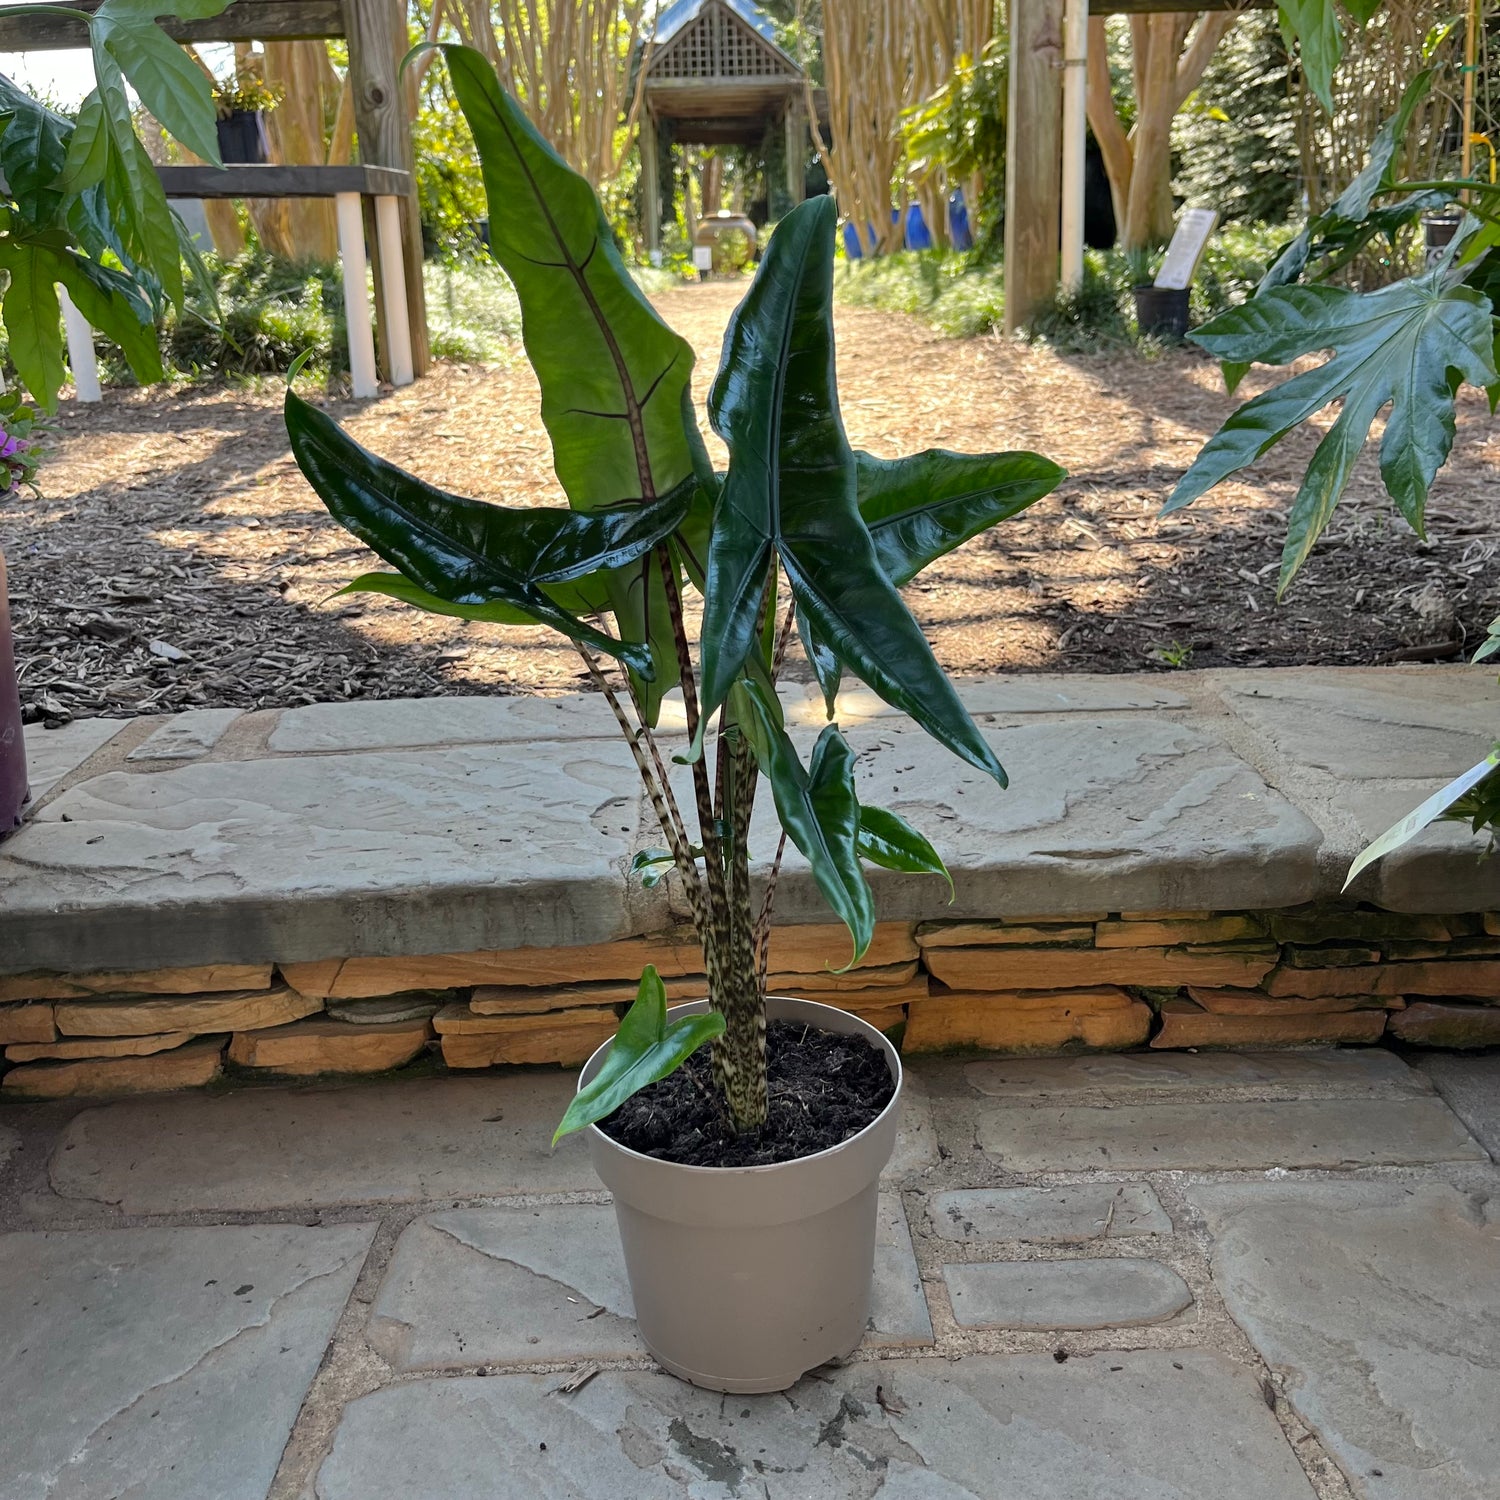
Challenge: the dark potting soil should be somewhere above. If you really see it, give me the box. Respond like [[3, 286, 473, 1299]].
[[598, 1021, 895, 1168]]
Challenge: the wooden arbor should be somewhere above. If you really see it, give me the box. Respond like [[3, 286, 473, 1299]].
[[639, 0, 815, 251], [1, 0, 429, 387]]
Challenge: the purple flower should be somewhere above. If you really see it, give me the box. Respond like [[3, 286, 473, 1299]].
[[0, 434, 25, 459]]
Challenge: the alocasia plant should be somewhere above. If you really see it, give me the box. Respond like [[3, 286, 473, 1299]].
[[286, 45, 1064, 1138]]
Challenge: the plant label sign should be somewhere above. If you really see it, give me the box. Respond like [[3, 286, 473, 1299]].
[[693, 245, 713, 272], [1155, 208, 1218, 290]]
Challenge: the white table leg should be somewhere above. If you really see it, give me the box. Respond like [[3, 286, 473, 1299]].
[[58, 286, 101, 403], [335, 191, 378, 399], [373, 194, 414, 387]]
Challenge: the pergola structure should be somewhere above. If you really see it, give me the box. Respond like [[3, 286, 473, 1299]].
[[0, 0, 429, 390], [638, 0, 823, 251]]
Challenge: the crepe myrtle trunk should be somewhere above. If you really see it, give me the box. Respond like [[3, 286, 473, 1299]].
[[704, 723, 768, 1132]]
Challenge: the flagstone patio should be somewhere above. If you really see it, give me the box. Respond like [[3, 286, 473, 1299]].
[[2, 1045, 1496, 1499]]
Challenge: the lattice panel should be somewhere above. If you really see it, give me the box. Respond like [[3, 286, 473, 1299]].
[[651, 2, 797, 80]]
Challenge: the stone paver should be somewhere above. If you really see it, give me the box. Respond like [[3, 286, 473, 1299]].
[[0, 1121, 17, 1170], [313, 1352, 1317, 1499], [0, 738, 650, 972], [929, 1184, 1171, 1242], [1191, 1178, 1500, 1500], [368, 1192, 929, 1371], [49, 1074, 596, 1213], [1416, 1053, 1500, 1158], [22, 717, 128, 801], [126, 707, 241, 761], [1, 1221, 372, 1500], [974, 1097, 1485, 1172], [966, 1048, 1425, 1097], [943, 1258, 1193, 1330]]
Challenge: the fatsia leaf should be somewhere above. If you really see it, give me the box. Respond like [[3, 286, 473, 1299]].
[[736, 681, 875, 966], [552, 967, 724, 1144], [701, 195, 1007, 786], [440, 44, 696, 511], [0, 72, 71, 225], [285, 388, 693, 674], [855, 448, 1065, 585], [60, 91, 109, 193], [0, 242, 64, 407], [856, 805, 953, 898], [1166, 272, 1496, 594]]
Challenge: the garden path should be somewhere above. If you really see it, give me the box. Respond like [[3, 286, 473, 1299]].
[[6, 279, 1499, 728], [0, 1047, 1495, 1498]]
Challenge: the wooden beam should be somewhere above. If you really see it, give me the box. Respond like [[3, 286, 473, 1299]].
[[1088, 0, 1271, 11], [1003, 0, 1065, 333], [344, 0, 429, 378], [0, 0, 345, 50], [155, 164, 410, 199]]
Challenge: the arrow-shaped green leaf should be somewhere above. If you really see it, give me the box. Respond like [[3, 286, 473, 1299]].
[[857, 805, 953, 898]]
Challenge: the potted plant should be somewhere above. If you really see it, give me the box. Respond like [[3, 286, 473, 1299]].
[[285, 45, 1064, 1393], [0, 392, 42, 836], [1127, 244, 1189, 339], [211, 73, 284, 166]]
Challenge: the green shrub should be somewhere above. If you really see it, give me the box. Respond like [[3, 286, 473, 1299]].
[[836, 249, 1004, 337]]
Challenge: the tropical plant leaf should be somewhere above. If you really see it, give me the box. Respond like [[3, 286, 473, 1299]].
[[286, 388, 694, 673], [736, 681, 875, 966], [701, 195, 1007, 785], [1277, 0, 1342, 114], [1165, 271, 1496, 594], [53, 248, 164, 383], [333, 572, 537, 625], [857, 805, 953, 897], [59, 90, 110, 193], [0, 73, 71, 225], [855, 448, 1065, 585], [94, 4, 222, 165], [552, 967, 724, 1144], [0, 242, 65, 407], [440, 43, 696, 512], [1261, 71, 1436, 292]]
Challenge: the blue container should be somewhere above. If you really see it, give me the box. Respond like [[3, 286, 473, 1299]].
[[948, 189, 972, 251], [903, 202, 931, 251]]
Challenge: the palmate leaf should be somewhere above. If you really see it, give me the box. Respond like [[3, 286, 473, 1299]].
[[0, 243, 64, 408], [1165, 271, 1496, 595], [736, 681, 875, 966], [701, 195, 1007, 786], [285, 388, 694, 674], [0, 73, 71, 225], [552, 967, 724, 1144]]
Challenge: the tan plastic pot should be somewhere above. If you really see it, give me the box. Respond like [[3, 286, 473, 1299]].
[[581, 995, 902, 1394]]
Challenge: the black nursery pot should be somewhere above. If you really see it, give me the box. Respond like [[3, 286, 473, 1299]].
[[216, 110, 270, 165], [1133, 285, 1190, 340]]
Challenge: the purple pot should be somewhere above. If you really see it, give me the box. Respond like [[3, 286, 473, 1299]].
[[0, 548, 28, 834]]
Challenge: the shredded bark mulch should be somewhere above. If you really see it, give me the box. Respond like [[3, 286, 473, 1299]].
[[598, 1020, 896, 1168], [5, 278, 1499, 729]]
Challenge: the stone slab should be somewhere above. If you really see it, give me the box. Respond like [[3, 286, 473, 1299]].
[[1340, 782, 1500, 911], [966, 1048, 1425, 1097], [268, 693, 624, 752], [1191, 1178, 1500, 1500], [49, 1074, 597, 1214], [126, 707, 241, 761], [1416, 1053, 1500, 1157], [2, 1036, 225, 1099], [0, 739, 648, 973], [368, 1192, 929, 1372], [743, 715, 1322, 926], [929, 1184, 1172, 1243], [1, 1221, 372, 1500], [22, 717, 128, 801], [975, 1097, 1485, 1172], [313, 1351, 1317, 1500], [943, 1257, 1193, 1330]]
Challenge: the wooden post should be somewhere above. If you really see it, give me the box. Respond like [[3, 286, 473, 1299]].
[[1003, 0, 1064, 333], [335, 190, 378, 398], [784, 98, 805, 207], [374, 194, 414, 385], [344, 0, 429, 376], [640, 107, 661, 253]]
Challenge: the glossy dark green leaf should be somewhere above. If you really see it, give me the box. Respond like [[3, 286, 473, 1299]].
[[0, 73, 70, 225], [857, 805, 953, 897], [798, 610, 843, 717], [54, 248, 164, 383], [701, 195, 1006, 786], [286, 388, 693, 673], [334, 572, 536, 625], [1167, 273, 1495, 594], [441, 44, 696, 512], [855, 448, 1064, 585], [552, 967, 724, 1144], [737, 681, 874, 966]]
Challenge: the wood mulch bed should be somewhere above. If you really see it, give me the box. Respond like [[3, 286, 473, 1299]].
[[5, 279, 1497, 727]]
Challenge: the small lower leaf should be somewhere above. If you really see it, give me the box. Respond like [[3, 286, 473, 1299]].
[[552, 967, 724, 1145], [857, 805, 953, 899]]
